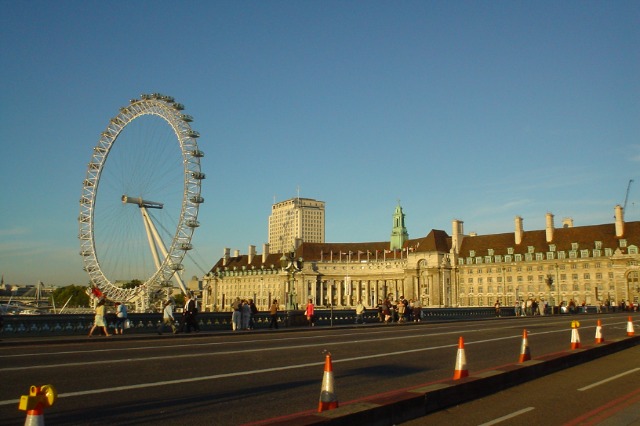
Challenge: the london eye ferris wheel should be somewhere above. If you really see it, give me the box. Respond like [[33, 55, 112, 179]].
[[78, 94, 204, 311]]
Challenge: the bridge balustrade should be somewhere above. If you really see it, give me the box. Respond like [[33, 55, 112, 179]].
[[1, 306, 600, 338]]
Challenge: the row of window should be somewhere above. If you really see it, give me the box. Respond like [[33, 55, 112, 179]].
[[469, 240, 628, 258], [463, 244, 637, 265], [466, 272, 612, 284], [461, 263, 607, 274], [460, 283, 614, 293]]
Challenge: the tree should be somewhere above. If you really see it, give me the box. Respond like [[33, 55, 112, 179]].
[[174, 293, 185, 307], [122, 279, 142, 289], [52, 285, 90, 308]]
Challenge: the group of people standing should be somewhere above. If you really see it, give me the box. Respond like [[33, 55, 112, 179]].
[[513, 298, 546, 316], [377, 296, 422, 323], [231, 297, 259, 331]]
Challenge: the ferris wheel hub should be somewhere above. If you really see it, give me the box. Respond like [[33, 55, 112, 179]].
[[121, 195, 164, 209]]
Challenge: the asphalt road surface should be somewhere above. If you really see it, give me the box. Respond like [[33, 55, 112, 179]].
[[0, 313, 636, 425], [401, 344, 640, 426]]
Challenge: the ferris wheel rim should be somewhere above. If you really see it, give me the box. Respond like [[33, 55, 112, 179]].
[[78, 93, 204, 303]]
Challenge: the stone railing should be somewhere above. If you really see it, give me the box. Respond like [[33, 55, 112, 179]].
[[1, 306, 598, 338]]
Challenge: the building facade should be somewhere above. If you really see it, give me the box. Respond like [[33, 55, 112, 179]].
[[201, 205, 640, 313], [268, 197, 325, 254]]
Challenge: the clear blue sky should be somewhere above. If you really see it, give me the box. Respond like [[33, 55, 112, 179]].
[[1, 1, 639, 287]]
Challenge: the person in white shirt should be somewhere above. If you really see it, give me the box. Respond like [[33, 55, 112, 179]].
[[158, 301, 177, 335], [355, 301, 366, 324], [114, 302, 128, 335]]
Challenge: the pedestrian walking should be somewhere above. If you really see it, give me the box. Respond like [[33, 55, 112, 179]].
[[248, 299, 258, 329], [355, 300, 366, 324], [158, 300, 177, 334], [88, 298, 110, 337], [305, 298, 315, 326], [231, 297, 242, 331], [192, 292, 200, 326], [397, 296, 406, 322], [114, 302, 128, 335], [383, 298, 392, 323], [181, 293, 198, 333], [269, 299, 279, 329], [412, 299, 422, 322]]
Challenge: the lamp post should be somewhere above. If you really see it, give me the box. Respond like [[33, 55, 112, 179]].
[[203, 272, 214, 312], [280, 251, 303, 314], [546, 273, 554, 315], [556, 264, 560, 313]]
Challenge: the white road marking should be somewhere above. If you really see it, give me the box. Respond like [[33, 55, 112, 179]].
[[577, 367, 640, 391], [478, 407, 535, 426]]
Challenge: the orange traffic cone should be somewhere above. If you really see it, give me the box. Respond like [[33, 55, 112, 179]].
[[627, 316, 635, 337], [570, 321, 581, 349], [594, 319, 604, 344], [19, 385, 57, 426], [518, 329, 531, 362], [453, 336, 469, 380], [318, 353, 338, 412]]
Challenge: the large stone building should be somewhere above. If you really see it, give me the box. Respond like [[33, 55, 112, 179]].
[[200, 204, 640, 312], [268, 197, 325, 254]]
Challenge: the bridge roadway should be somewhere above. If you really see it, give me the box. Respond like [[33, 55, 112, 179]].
[[0, 313, 637, 425], [402, 344, 640, 425]]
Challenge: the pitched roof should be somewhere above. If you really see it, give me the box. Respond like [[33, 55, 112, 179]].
[[404, 229, 451, 253], [458, 221, 640, 257], [208, 228, 453, 272]]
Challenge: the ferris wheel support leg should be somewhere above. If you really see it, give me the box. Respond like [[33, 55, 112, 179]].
[[141, 208, 162, 271], [141, 208, 189, 296]]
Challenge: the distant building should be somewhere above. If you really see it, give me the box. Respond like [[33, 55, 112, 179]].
[[454, 208, 639, 309], [201, 204, 640, 312], [268, 197, 325, 253]]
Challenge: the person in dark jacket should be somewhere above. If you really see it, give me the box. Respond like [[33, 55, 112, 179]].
[[181, 293, 199, 333]]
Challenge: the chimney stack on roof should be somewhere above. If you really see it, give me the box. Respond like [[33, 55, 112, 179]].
[[615, 205, 624, 237], [223, 248, 230, 266], [545, 212, 555, 243], [515, 216, 524, 245], [562, 217, 574, 228], [248, 245, 256, 264], [451, 219, 464, 254], [262, 243, 270, 264]]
